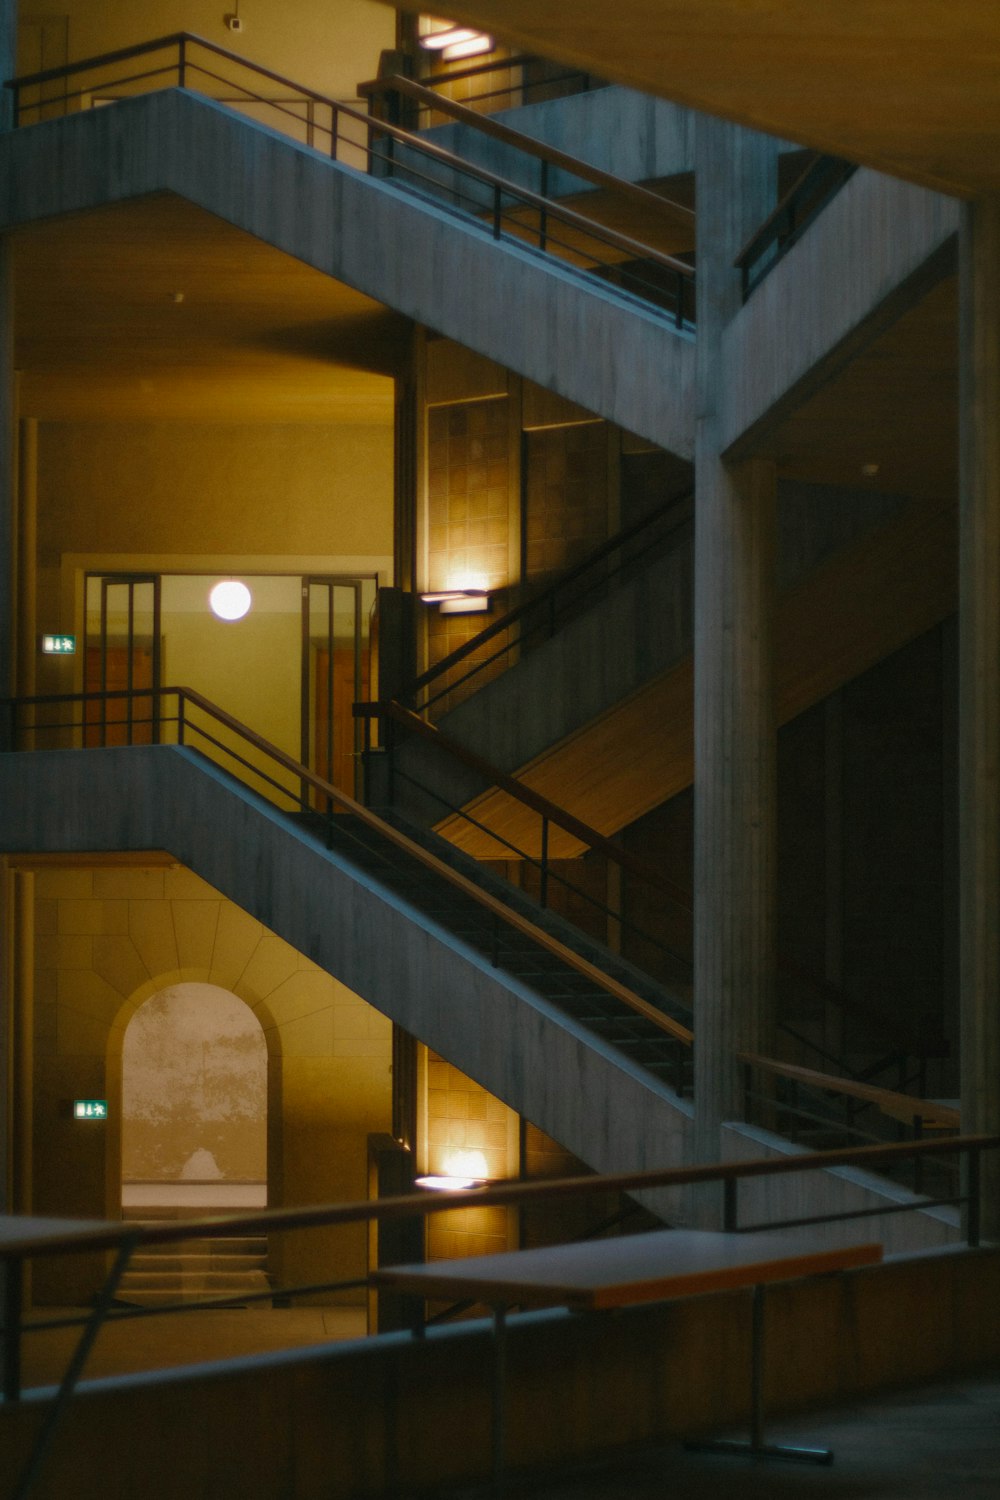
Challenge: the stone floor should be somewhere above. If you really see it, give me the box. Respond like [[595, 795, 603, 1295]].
[[501, 1374, 1000, 1500]]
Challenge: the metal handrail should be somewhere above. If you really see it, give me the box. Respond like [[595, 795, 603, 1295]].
[[5, 33, 694, 323], [367, 73, 695, 226], [4, 684, 693, 1048], [411, 52, 605, 109], [406, 490, 695, 714]]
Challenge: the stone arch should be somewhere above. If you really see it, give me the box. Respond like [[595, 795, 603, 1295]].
[[120, 981, 268, 1210], [106, 963, 284, 1220]]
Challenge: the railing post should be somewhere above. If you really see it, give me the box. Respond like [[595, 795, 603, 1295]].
[[538, 160, 549, 252], [912, 1115, 925, 1195], [176, 691, 185, 747], [178, 35, 187, 90], [722, 1175, 738, 1232], [331, 104, 339, 162], [965, 1145, 982, 1248], [306, 97, 315, 150], [539, 817, 549, 909], [2, 1254, 23, 1402], [492, 183, 502, 240]]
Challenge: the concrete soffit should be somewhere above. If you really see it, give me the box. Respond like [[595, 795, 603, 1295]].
[[0, 90, 696, 458]]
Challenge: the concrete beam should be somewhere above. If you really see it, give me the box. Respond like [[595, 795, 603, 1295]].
[[721, 169, 959, 456]]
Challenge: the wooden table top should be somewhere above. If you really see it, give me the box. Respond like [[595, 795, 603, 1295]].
[[372, 1228, 884, 1311]]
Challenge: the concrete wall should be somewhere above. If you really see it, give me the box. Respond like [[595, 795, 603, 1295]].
[[28, 861, 391, 1302], [2, 1245, 997, 1497]]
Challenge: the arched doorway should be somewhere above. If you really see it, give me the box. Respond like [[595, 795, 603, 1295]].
[[121, 982, 267, 1215]]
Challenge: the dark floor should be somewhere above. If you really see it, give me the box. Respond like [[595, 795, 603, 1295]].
[[498, 1375, 1000, 1499]]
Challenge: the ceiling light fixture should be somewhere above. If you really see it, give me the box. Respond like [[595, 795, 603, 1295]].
[[209, 580, 252, 621]]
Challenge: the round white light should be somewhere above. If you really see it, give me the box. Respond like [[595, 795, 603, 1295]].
[[209, 580, 252, 621]]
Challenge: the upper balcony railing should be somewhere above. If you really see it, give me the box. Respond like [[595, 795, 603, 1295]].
[[363, 51, 608, 124], [5, 32, 695, 326]]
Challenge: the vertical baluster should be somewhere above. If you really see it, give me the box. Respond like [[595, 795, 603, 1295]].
[[539, 817, 549, 909], [178, 35, 187, 90], [538, 160, 549, 252]]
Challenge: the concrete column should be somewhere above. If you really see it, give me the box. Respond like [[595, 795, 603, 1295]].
[[17, 416, 36, 698], [692, 118, 779, 1170], [958, 198, 1000, 1241]]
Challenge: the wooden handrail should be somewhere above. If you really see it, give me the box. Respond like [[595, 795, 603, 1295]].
[[5, 686, 693, 1047], [371, 73, 695, 225], [740, 1052, 960, 1130], [374, 697, 693, 909], [6, 1133, 994, 1260]]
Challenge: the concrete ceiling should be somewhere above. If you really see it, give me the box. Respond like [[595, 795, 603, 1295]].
[[388, 1, 997, 197], [14, 194, 410, 424]]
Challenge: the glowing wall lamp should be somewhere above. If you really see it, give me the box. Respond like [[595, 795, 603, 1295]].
[[209, 580, 252, 621], [415, 1148, 492, 1190], [418, 15, 493, 61], [420, 589, 491, 615]]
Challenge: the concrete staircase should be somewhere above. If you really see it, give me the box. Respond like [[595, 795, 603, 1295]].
[[118, 1207, 270, 1307]]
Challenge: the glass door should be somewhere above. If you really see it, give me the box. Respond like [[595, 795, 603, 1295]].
[[84, 574, 161, 745], [301, 577, 374, 808]]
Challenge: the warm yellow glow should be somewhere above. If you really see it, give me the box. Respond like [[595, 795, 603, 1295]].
[[208, 580, 252, 621], [442, 1148, 490, 1179], [418, 16, 493, 58]]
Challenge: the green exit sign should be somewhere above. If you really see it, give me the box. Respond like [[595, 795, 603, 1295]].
[[73, 1099, 108, 1121], [41, 634, 76, 656]]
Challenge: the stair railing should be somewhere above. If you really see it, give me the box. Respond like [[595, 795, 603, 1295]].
[[739, 1052, 960, 1198], [363, 72, 694, 232], [3, 684, 693, 1059], [362, 53, 607, 121], [735, 152, 858, 301], [358, 696, 695, 992], [404, 489, 694, 718], [5, 33, 694, 323], [365, 694, 948, 1097]]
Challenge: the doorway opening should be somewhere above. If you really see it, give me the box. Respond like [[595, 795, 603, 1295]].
[[121, 982, 267, 1215], [84, 570, 376, 797]]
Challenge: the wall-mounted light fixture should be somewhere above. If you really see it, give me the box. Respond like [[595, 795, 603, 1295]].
[[415, 1147, 492, 1190], [420, 589, 492, 615], [418, 15, 493, 61], [209, 579, 252, 621]]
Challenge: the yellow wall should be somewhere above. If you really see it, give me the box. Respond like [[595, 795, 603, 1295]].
[[19, 0, 394, 102], [32, 420, 393, 723], [29, 862, 392, 1303], [37, 421, 392, 563]]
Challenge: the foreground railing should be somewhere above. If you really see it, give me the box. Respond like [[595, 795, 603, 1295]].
[[4, 1133, 994, 1396], [5, 32, 694, 323]]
